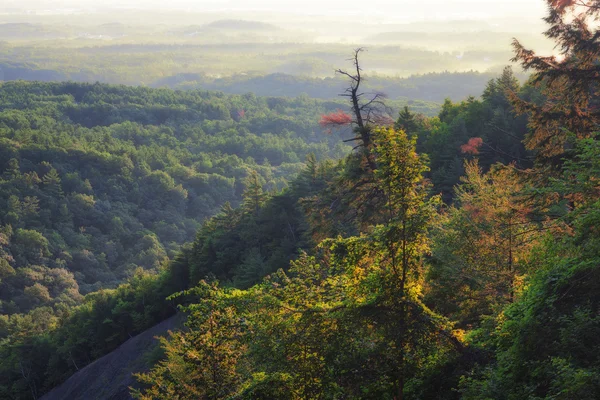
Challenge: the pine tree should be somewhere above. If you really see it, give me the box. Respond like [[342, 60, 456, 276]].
[[42, 168, 64, 198], [372, 127, 442, 399], [394, 106, 418, 134], [2, 158, 20, 181], [212, 202, 241, 230], [482, 66, 520, 109], [511, 0, 600, 166], [242, 171, 268, 215], [133, 282, 249, 400]]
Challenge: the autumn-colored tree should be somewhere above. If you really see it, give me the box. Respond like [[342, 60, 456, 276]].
[[459, 134, 600, 400], [460, 137, 484, 155], [318, 109, 353, 130], [427, 160, 547, 326]]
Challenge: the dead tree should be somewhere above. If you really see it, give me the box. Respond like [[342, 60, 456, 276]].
[[335, 48, 389, 151]]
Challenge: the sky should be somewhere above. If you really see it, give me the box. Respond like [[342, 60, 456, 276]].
[[191, 0, 547, 20], [3, 0, 548, 22]]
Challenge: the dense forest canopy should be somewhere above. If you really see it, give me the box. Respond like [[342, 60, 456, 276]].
[[0, 81, 355, 315], [0, 67, 551, 400], [130, 0, 600, 398]]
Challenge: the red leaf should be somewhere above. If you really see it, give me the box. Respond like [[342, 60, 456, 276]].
[[319, 110, 353, 128], [461, 137, 484, 155]]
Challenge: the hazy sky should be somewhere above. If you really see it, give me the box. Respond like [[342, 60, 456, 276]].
[[4, 0, 548, 22], [195, 0, 547, 19]]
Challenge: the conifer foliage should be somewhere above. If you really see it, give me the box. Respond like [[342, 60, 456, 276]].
[[133, 128, 461, 400], [512, 0, 600, 163]]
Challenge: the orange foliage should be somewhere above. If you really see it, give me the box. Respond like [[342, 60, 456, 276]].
[[460, 137, 484, 155], [319, 110, 353, 128]]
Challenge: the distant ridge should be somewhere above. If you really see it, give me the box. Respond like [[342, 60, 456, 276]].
[[202, 19, 281, 31]]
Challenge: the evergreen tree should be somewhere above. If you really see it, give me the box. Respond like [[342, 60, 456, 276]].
[[242, 171, 268, 215], [133, 282, 249, 400], [371, 127, 445, 398], [42, 168, 63, 198], [395, 106, 419, 134], [511, 0, 600, 166], [2, 159, 20, 181], [482, 66, 520, 108]]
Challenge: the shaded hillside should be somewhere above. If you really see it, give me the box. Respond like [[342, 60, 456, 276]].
[[40, 314, 184, 400]]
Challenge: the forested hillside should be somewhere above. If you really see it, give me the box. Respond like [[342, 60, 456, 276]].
[[130, 1, 600, 399], [0, 66, 547, 400], [0, 81, 355, 316], [2, 0, 600, 399], [0, 59, 488, 108]]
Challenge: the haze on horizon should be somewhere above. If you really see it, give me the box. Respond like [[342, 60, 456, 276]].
[[2, 0, 548, 25], [0, 0, 555, 82]]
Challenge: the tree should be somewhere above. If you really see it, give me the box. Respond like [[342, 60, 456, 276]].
[[42, 168, 63, 198], [460, 136, 600, 399], [11, 229, 50, 265], [133, 282, 250, 400], [395, 106, 419, 134], [370, 127, 446, 398], [511, 0, 600, 166], [482, 66, 520, 108], [0, 259, 15, 282], [24, 283, 52, 306], [481, 66, 531, 167], [242, 171, 268, 215], [22, 197, 40, 220], [319, 109, 353, 129], [2, 158, 20, 181], [309, 50, 402, 239], [324, 49, 390, 167], [268, 128, 453, 398], [427, 160, 546, 326]]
